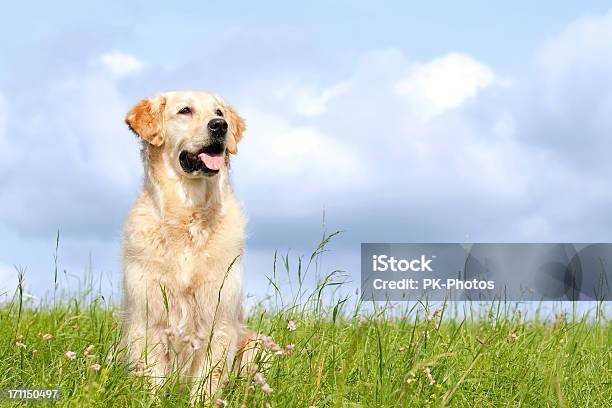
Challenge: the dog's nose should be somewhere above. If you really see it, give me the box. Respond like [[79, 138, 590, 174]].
[[208, 118, 228, 136]]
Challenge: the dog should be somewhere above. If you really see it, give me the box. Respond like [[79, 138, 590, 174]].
[[121, 91, 258, 403]]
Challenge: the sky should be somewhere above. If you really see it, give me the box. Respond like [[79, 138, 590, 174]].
[[2, 1, 612, 301]]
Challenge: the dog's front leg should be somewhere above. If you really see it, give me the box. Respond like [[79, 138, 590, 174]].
[[122, 278, 171, 392], [124, 321, 170, 391], [188, 323, 238, 405], [235, 330, 266, 375]]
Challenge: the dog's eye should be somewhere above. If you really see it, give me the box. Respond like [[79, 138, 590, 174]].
[[215, 109, 224, 117], [177, 106, 192, 115]]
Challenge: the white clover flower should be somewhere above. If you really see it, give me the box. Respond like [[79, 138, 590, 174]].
[[254, 372, 266, 386], [41, 334, 53, 341], [287, 320, 297, 331], [15, 341, 26, 349], [89, 363, 101, 371], [254, 371, 274, 394], [84, 344, 95, 356], [215, 399, 228, 407], [65, 351, 77, 360], [260, 335, 283, 354], [423, 367, 435, 385], [261, 383, 273, 395]]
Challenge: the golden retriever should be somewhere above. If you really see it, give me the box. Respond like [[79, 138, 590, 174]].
[[121, 91, 257, 403]]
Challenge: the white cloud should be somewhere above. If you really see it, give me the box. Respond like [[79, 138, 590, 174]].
[[0, 71, 141, 239], [537, 12, 612, 78], [274, 81, 352, 116], [231, 11, 612, 245], [99, 51, 144, 78], [393, 53, 496, 120], [513, 9, 612, 177], [238, 109, 361, 179], [233, 108, 365, 218]]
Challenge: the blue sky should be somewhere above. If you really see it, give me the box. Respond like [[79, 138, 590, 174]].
[[2, 1, 612, 300]]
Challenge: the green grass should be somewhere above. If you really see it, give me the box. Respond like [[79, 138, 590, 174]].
[[1, 295, 611, 407], [0, 236, 610, 407]]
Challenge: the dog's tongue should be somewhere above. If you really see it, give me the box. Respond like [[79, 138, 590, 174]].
[[198, 152, 224, 170]]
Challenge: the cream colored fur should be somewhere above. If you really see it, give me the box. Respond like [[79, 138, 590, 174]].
[[120, 91, 255, 403]]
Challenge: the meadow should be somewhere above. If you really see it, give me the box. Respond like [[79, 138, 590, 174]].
[[1, 234, 610, 407]]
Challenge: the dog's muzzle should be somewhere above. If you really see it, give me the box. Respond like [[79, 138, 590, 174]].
[[178, 119, 229, 175], [179, 143, 226, 175]]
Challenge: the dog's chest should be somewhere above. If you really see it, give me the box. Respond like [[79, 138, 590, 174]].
[[125, 191, 245, 311], [159, 222, 217, 287], [151, 222, 243, 327], [152, 209, 243, 290]]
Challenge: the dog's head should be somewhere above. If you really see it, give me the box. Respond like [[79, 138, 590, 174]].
[[125, 91, 245, 178]]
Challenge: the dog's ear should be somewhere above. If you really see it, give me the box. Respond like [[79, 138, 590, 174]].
[[125, 95, 167, 146], [223, 102, 245, 155]]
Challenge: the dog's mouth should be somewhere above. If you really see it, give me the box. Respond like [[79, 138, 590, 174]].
[[179, 142, 226, 175]]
